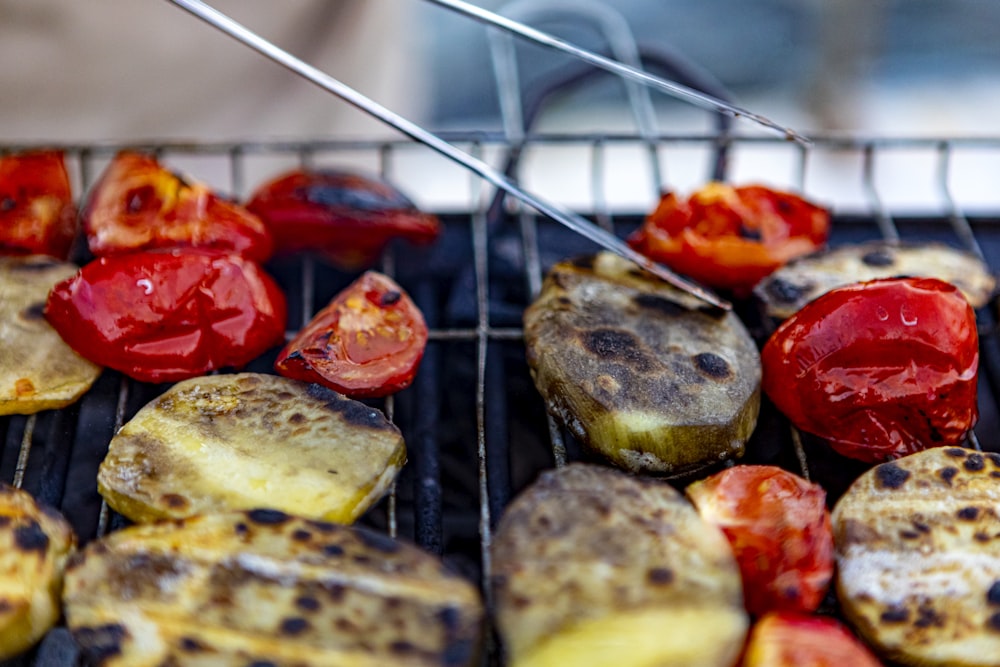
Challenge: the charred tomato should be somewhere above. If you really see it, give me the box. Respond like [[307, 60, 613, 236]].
[[762, 277, 978, 463], [275, 271, 427, 398], [84, 152, 272, 262], [627, 183, 829, 294], [0, 150, 77, 259], [45, 249, 287, 383], [686, 465, 834, 617], [246, 169, 440, 270], [742, 612, 882, 667]]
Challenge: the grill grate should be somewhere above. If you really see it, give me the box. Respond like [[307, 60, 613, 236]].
[[2, 133, 1000, 666]]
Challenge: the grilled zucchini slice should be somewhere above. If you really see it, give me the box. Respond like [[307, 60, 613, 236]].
[[0, 256, 102, 415], [0, 483, 76, 659], [63, 509, 484, 666], [755, 240, 996, 319], [523, 252, 761, 475], [833, 447, 1000, 666], [98, 373, 404, 524], [491, 463, 748, 667]]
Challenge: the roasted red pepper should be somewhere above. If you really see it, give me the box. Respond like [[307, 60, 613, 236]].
[[762, 277, 979, 463], [0, 150, 77, 259], [246, 169, 441, 270], [45, 249, 287, 383], [275, 271, 427, 397], [627, 183, 829, 294], [84, 152, 272, 262], [687, 465, 834, 617], [742, 612, 882, 667]]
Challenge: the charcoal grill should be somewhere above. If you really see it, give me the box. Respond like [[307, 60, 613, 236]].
[[5, 8, 1000, 666]]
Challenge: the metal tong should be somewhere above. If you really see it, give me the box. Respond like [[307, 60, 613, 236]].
[[163, 0, 806, 311]]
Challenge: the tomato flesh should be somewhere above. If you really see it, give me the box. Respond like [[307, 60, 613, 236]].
[[84, 152, 272, 262], [275, 271, 428, 398], [687, 465, 834, 617], [627, 183, 829, 294], [742, 612, 882, 667], [246, 169, 440, 270], [762, 277, 979, 462], [45, 249, 287, 383], [0, 151, 77, 259]]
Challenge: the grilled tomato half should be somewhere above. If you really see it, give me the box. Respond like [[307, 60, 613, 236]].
[[246, 168, 440, 270], [686, 465, 834, 617], [762, 277, 979, 463], [628, 182, 829, 294], [275, 271, 427, 398], [83, 151, 272, 261], [0, 150, 77, 259], [45, 249, 287, 383]]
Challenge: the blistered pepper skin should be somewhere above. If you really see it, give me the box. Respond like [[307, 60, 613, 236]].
[[761, 277, 979, 462], [45, 249, 287, 383]]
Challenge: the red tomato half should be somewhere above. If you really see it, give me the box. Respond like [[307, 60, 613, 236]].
[[246, 169, 440, 270], [762, 277, 979, 463], [0, 150, 77, 259], [742, 612, 882, 667], [84, 152, 272, 262], [627, 183, 829, 294], [45, 249, 287, 383], [686, 465, 834, 617], [275, 271, 427, 398]]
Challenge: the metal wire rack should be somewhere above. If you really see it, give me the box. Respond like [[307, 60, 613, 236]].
[[2, 129, 1000, 666]]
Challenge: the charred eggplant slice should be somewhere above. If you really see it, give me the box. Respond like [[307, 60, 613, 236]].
[[63, 510, 483, 666], [492, 463, 747, 667], [523, 252, 761, 475]]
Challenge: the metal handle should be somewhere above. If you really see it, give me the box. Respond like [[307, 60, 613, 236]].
[[164, 0, 731, 310]]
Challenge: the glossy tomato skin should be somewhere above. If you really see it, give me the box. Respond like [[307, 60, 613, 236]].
[[45, 249, 287, 383], [246, 169, 440, 270], [742, 612, 882, 667], [627, 182, 829, 294], [0, 150, 77, 259], [762, 277, 978, 463], [687, 465, 834, 617], [275, 271, 427, 398], [84, 152, 272, 262]]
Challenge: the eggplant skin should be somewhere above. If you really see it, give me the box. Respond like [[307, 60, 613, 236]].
[[833, 447, 1000, 667], [523, 252, 761, 475], [0, 483, 76, 659], [63, 510, 484, 667], [491, 463, 748, 667]]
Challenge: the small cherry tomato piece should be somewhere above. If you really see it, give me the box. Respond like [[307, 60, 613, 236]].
[[0, 150, 77, 259], [762, 277, 978, 463], [686, 465, 834, 617], [627, 182, 830, 294], [275, 271, 427, 398], [45, 249, 287, 383], [742, 612, 882, 667], [84, 152, 272, 262], [246, 169, 440, 270]]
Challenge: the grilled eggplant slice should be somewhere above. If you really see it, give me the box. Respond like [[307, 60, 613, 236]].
[[492, 463, 748, 667], [0, 483, 76, 659], [833, 447, 1000, 666], [98, 373, 404, 524], [0, 256, 102, 415], [523, 252, 761, 475], [63, 509, 484, 666], [755, 240, 996, 319]]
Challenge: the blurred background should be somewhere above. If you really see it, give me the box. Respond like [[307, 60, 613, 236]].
[[2, 0, 999, 141]]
